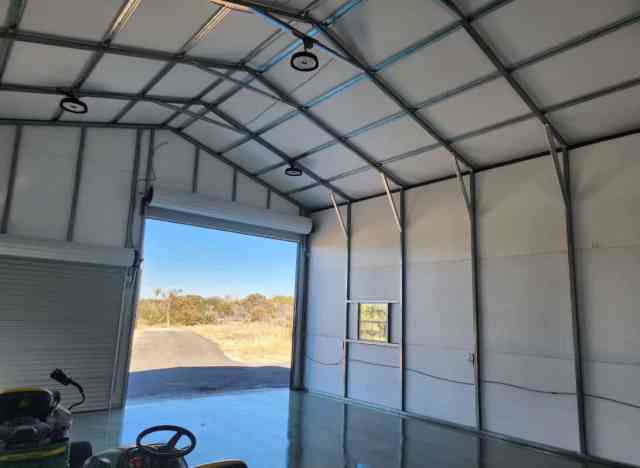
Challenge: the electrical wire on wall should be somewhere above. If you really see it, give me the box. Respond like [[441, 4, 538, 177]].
[[305, 339, 640, 410]]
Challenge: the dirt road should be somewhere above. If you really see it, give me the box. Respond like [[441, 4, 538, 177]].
[[130, 329, 236, 372], [127, 329, 289, 400]]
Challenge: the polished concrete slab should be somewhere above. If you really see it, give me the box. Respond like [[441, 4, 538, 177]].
[[73, 389, 612, 468]]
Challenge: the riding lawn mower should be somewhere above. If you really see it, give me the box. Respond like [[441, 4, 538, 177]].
[[0, 370, 247, 468]]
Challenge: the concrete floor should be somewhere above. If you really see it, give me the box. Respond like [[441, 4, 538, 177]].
[[73, 389, 611, 468]]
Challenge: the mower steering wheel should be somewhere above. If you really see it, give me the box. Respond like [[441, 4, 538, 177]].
[[136, 425, 196, 459]]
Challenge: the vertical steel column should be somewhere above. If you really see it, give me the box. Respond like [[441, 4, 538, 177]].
[[291, 235, 310, 390], [191, 147, 200, 194], [470, 171, 483, 430], [266, 189, 272, 209], [66, 127, 87, 242], [125, 129, 142, 248], [231, 169, 238, 202], [343, 202, 352, 398], [563, 149, 587, 454], [399, 189, 407, 411], [1, 125, 22, 234]]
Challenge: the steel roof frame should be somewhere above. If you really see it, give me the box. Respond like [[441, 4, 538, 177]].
[[439, 0, 568, 147], [51, 0, 143, 121], [285, 73, 640, 195], [0, 0, 26, 82], [203, 103, 353, 201], [248, 6, 640, 176]]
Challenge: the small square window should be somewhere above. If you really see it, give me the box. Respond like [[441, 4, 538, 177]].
[[358, 303, 390, 343]]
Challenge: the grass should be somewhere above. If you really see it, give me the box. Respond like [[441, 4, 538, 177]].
[[188, 322, 292, 366]]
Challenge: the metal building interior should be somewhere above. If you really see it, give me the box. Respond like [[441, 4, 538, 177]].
[[0, 0, 639, 467]]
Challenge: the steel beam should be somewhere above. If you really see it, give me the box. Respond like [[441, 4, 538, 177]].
[[173, 128, 305, 209], [125, 129, 143, 248], [67, 127, 87, 241], [0, 82, 196, 104], [249, 70, 407, 187], [1, 124, 22, 233], [0, 28, 243, 70], [314, 21, 477, 170], [562, 149, 588, 454], [203, 103, 354, 201], [291, 235, 310, 390], [0, 117, 162, 129], [343, 202, 352, 398], [399, 189, 407, 412], [0, 0, 27, 82], [210, 0, 313, 23], [192, 146, 200, 194], [440, 0, 568, 146], [469, 171, 482, 430]]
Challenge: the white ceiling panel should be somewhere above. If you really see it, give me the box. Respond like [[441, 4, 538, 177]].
[[191, 11, 278, 61], [348, 115, 437, 161], [224, 140, 284, 173], [281, 0, 344, 20], [420, 77, 530, 138], [291, 185, 344, 209], [382, 147, 456, 185], [236, 173, 268, 209], [115, 0, 221, 53], [168, 105, 207, 128], [514, 22, 640, 107], [183, 120, 246, 152], [261, 114, 333, 155], [247, 22, 312, 68], [246, 102, 294, 132], [119, 102, 175, 124], [202, 72, 250, 102], [309, 78, 402, 134], [299, 145, 365, 179], [260, 166, 316, 193], [149, 64, 216, 98], [474, 0, 640, 65], [219, 87, 278, 124], [0, 92, 59, 119], [20, 0, 121, 41], [456, 0, 496, 15], [549, 85, 640, 143], [62, 97, 127, 122], [453, 117, 547, 166], [4, 42, 92, 87], [83, 54, 167, 94], [380, 29, 496, 106], [331, 168, 401, 199], [328, 0, 457, 65]]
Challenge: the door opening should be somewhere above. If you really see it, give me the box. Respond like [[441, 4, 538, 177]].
[[126, 219, 298, 402]]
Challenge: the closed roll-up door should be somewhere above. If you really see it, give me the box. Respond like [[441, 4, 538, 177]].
[[0, 256, 127, 412]]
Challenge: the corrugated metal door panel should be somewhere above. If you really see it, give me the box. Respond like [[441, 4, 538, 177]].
[[0, 257, 127, 412]]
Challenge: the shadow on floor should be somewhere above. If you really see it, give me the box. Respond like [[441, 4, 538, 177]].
[[127, 366, 290, 401]]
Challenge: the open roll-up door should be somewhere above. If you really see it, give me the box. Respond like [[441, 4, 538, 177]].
[[146, 188, 313, 241], [0, 236, 135, 411]]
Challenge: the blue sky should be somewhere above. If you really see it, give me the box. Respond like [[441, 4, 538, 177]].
[[139, 220, 298, 299]]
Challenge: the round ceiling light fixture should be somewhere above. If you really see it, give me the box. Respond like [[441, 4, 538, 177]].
[[290, 37, 319, 72], [285, 164, 303, 177], [60, 95, 88, 114]]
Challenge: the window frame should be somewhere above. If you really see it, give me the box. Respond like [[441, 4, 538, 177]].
[[357, 302, 391, 343]]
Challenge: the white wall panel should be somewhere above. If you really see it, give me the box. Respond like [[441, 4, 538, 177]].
[[152, 130, 195, 192], [196, 152, 234, 201], [73, 129, 136, 247], [235, 173, 267, 209], [8, 126, 79, 240], [305, 209, 348, 395], [405, 180, 475, 426], [351, 196, 401, 301], [478, 158, 578, 450], [571, 135, 640, 465], [0, 126, 16, 221], [269, 194, 299, 216]]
